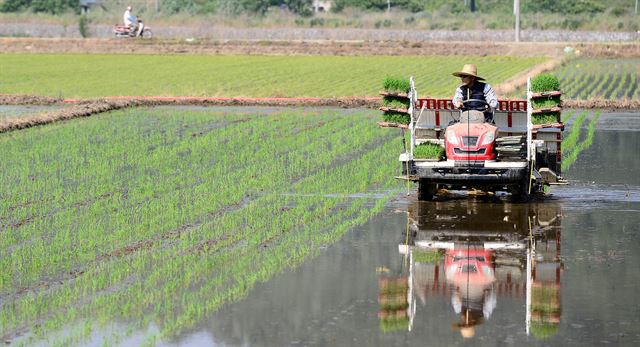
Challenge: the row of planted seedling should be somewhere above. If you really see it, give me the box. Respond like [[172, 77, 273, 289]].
[[552, 58, 639, 100], [561, 110, 601, 171], [1, 109, 382, 286], [1, 107, 404, 346]]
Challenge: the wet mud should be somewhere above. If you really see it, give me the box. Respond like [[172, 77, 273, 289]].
[[0, 99, 139, 133]]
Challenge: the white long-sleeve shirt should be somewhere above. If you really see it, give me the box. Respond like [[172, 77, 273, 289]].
[[452, 82, 498, 109], [124, 10, 135, 26]]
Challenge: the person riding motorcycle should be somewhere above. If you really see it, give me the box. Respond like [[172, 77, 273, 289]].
[[123, 6, 141, 36], [452, 64, 498, 123]]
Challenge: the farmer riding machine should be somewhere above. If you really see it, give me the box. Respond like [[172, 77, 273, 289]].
[[379, 77, 565, 200]]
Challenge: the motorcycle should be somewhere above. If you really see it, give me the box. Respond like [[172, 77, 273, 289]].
[[113, 19, 152, 38]]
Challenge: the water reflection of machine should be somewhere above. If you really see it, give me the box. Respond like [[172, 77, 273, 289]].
[[386, 200, 563, 339]]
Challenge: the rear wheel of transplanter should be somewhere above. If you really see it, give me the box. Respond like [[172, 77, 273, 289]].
[[510, 169, 532, 202], [418, 178, 438, 201]]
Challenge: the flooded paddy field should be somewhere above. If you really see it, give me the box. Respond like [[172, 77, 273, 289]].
[[167, 109, 640, 346], [0, 105, 66, 119], [2, 107, 639, 346]]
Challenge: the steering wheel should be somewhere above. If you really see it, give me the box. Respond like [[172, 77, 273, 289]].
[[459, 98, 495, 124], [461, 99, 490, 110]]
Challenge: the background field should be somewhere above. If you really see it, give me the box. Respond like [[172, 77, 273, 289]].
[[0, 54, 545, 98], [553, 58, 639, 100], [505, 58, 640, 101]]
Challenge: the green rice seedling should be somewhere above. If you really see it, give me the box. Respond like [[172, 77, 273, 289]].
[[561, 110, 575, 123], [530, 322, 559, 339], [379, 297, 409, 311], [561, 111, 588, 154], [382, 76, 411, 94], [379, 278, 408, 295], [0, 54, 545, 98], [547, 59, 639, 100], [382, 111, 410, 124], [412, 249, 443, 263], [531, 74, 561, 92], [532, 113, 560, 125], [413, 142, 444, 159], [531, 96, 561, 109], [379, 316, 409, 333], [381, 96, 410, 109], [532, 284, 559, 302], [562, 111, 600, 171], [531, 303, 561, 314]]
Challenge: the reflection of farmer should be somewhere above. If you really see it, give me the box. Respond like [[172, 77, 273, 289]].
[[450, 284, 497, 338], [445, 247, 497, 339], [452, 64, 498, 123]]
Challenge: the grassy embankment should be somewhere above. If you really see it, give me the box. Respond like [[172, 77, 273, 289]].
[[0, 54, 544, 99], [0, 107, 406, 346]]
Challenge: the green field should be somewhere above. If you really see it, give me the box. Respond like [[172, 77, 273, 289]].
[[553, 59, 639, 100], [0, 107, 404, 346], [0, 54, 545, 98]]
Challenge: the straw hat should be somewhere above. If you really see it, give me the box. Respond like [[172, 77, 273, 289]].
[[460, 326, 476, 338], [451, 308, 483, 338], [452, 64, 485, 81]]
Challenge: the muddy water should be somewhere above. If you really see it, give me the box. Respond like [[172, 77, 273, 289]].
[[0, 105, 64, 117], [158, 111, 639, 347]]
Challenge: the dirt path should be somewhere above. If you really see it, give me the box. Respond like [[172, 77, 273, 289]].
[[1, 37, 638, 57], [1, 94, 637, 134], [0, 96, 379, 133]]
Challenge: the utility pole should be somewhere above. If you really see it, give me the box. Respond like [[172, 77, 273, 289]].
[[514, 0, 521, 42], [636, 0, 638, 15], [387, 0, 391, 12]]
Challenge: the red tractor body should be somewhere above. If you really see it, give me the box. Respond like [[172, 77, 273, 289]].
[[445, 248, 496, 286], [445, 122, 498, 161]]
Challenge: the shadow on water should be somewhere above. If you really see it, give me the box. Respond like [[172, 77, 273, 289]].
[[388, 199, 563, 340]]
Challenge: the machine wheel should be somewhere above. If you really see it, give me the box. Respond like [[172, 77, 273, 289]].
[[142, 29, 153, 38], [418, 179, 438, 201], [511, 172, 532, 202]]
